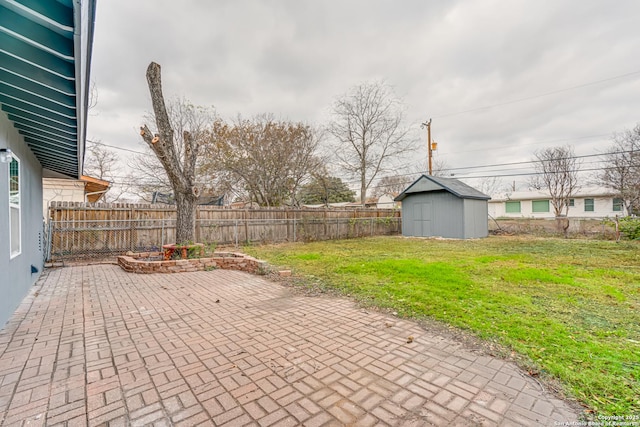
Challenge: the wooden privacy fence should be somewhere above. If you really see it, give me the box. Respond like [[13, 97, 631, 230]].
[[47, 202, 402, 261]]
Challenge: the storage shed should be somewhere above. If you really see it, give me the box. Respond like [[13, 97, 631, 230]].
[[394, 175, 490, 239]]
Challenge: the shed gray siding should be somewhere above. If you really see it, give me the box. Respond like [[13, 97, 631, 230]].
[[463, 198, 489, 238], [397, 175, 490, 239], [0, 113, 44, 327], [402, 191, 467, 239]]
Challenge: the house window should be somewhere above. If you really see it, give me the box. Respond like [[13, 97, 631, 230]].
[[505, 201, 521, 213], [613, 198, 623, 212], [9, 154, 21, 258], [584, 198, 595, 212], [532, 200, 550, 213], [568, 199, 575, 207]]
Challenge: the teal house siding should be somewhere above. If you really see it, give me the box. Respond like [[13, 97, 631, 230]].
[[0, 0, 96, 327]]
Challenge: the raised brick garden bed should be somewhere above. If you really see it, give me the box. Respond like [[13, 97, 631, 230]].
[[117, 251, 268, 275]]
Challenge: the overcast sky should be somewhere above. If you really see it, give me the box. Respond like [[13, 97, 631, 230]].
[[87, 0, 640, 192]]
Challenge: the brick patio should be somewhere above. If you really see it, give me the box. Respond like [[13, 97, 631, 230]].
[[0, 265, 581, 426]]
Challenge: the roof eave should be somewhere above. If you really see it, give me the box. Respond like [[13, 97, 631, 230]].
[[73, 0, 97, 178]]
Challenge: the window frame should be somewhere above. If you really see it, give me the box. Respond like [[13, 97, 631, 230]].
[[584, 198, 595, 212], [505, 200, 521, 213], [612, 198, 623, 212], [8, 153, 21, 258], [532, 199, 550, 213]]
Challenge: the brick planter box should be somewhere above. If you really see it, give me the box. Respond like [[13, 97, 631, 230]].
[[117, 251, 268, 275]]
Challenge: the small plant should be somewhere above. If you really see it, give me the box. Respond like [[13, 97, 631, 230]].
[[204, 242, 217, 256], [618, 217, 640, 240], [604, 216, 640, 240], [164, 242, 205, 260]]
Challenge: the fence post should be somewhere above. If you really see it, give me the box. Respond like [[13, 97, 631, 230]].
[[196, 209, 201, 243], [293, 216, 296, 242], [323, 210, 328, 239], [371, 217, 374, 236], [243, 210, 249, 244], [129, 207, 135, 251], [45, 221, 53, 262], [286, 210, 290, 241], [161, 218, 165, 248], [234, 219, 239, 247]]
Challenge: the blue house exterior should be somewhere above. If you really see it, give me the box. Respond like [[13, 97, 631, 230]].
[[0, 0, 96, 327]]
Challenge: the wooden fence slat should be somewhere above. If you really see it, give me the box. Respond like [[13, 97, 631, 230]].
[[46, 202, 401, 260]]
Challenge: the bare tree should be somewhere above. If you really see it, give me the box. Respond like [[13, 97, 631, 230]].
[[139, 62, 209, 243], [83, 141, 134, 202], [599, 125, 640, 215], [532, 145, 580, 235], [431, 158, 450, 178], [475, 176, 505, 197], [528, 175, 544, 191], [88, 80, 98, 111], [373, 174, 412, 197], [204, 115, 323, 207], [84, 140, 116, 181], [130, 97, 218, 203], [329, 81, 414, 205]]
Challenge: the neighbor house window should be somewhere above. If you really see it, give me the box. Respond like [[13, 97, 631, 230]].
[[532, 199, 550, 213], [9, 154, 21, 258], [568, 199, 575, 207], [613, 198, 623, 212], [505, 201, 521, 213], [584, 198, 595, 212]]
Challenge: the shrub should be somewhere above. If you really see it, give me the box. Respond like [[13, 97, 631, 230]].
[[618, 217, 640, 240]]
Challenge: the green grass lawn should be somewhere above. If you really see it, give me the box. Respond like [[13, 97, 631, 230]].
[[244, 236, 640, 416]]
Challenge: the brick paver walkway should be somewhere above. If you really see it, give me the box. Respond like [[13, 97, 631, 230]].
[[0, 265, 581, 426]]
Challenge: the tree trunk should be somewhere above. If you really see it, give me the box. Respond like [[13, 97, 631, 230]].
[[175, 191, 197, 244], [141, 62, 200, 244], [360, 170, 367, 206], [555, 216, 570, 238]]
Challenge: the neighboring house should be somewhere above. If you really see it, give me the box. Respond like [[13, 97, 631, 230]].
[[229, 200, 260, 209], [300, 202, 352, 209], [43, 175, 110, 218], [395, 175, 490, 239], [345, 199, 379, 208], [375, 193, 400, 209], [489, 187, 628, 219], [0, 1, 96, 326]]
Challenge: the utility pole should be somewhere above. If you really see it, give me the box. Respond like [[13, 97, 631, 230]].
[[421, 118, 435, 175]]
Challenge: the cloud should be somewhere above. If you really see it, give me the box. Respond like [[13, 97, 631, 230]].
[[87, 0, 640, 191]]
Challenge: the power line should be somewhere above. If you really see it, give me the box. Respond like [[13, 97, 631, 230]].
[[431, 69, 640, 119], [88, 140, 147, 155], [445, 151, 612, 173], [436, 133, 611, 157], [452, 166, 607, 180]]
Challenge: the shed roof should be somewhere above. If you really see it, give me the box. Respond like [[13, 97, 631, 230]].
[[394, 175, 491, 201], [0, 0, 97, 178]]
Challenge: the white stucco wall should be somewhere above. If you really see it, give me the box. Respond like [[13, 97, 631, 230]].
[[376, 194, 399, 209], [489, 196, 626, 219], [42, 178, 85, 220]]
